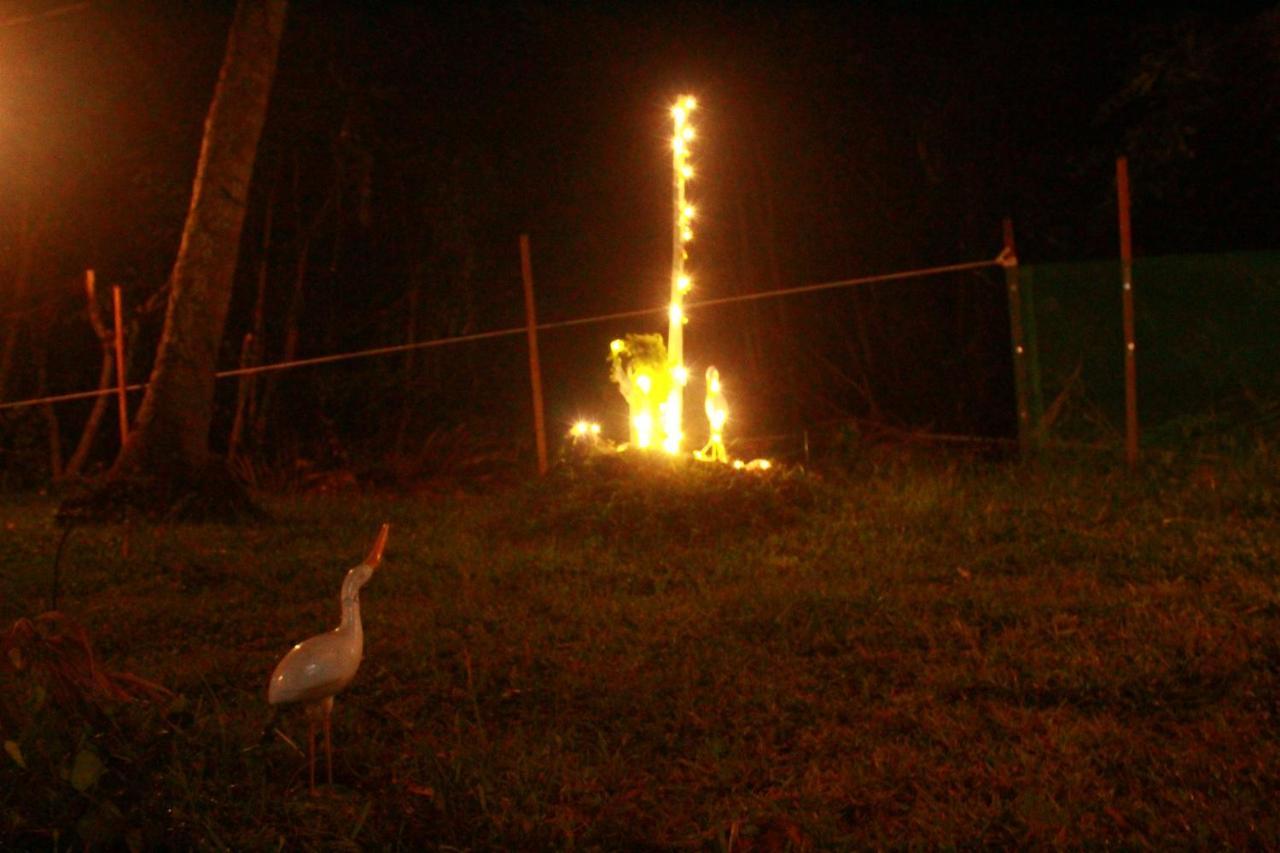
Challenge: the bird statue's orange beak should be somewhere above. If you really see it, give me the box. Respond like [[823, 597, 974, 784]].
[[365, 523, 390, 569]]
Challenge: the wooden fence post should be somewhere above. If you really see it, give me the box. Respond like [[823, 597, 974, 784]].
[[111, 284, 129, 445], [1116, 157, 1139, 468], [519, 234, 548, 475], [1001, 218, 1032, 455]]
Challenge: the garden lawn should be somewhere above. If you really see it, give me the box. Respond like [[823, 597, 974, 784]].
[[2, 449, 1279, 848]]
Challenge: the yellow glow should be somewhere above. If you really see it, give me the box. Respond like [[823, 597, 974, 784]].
[[571, 420, 602, 438], [633, 412, 654, 448], [605, 94, 773, 463], [697, 365, 729, 463], [660, 395, 681, 446], [665, 98, 696, 455], [661, 396, 682, 454], [732, 459, 745, 469]]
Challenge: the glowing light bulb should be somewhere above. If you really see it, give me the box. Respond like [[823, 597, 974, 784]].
[[681, 226, 694, 242], [677, 274, 692, 294], [636, 374, 652, 394], [571, 420, 603, 440], [673, 365, 689, 385], [672, 105, 687, 124], [610, 339, 625, 354], [669, 304, 683, 324], [683, 96, 697, 111], [695, 366, 730, 464], [683, 205, 695, 221], [681, 164, 694, 179], [682, 126, 695, 142], [633, 412, 654, 448], [673, 138, 686, 155]]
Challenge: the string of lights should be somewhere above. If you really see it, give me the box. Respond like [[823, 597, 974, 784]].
[[664, 94, 698, 454]]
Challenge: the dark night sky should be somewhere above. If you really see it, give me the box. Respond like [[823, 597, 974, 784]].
[[2, 1, 1277, 444], [8, 2, 1276, 288]]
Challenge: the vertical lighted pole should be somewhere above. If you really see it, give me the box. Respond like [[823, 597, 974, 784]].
[[664, 95, 697, 454]]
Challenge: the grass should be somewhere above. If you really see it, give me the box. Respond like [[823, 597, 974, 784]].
[[2, 445, 1279, 848]]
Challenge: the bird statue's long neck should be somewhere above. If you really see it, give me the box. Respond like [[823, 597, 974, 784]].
[[338, 566, 366, 639]]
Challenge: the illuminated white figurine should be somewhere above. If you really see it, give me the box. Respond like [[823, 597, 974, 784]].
[[697, 365, 728, 463], [268, 523, 390, 792]]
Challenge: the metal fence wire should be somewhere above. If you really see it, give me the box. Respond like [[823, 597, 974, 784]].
[[5, 251, 1278, 458]]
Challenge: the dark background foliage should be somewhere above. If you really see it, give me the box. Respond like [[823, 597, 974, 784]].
[[2, 2, 1277, 480]]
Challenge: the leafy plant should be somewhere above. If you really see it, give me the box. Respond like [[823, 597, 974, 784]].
[[1, 612, 173, 848]]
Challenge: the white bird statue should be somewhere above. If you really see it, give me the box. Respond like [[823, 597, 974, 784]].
[[268, 522, 389, 792]]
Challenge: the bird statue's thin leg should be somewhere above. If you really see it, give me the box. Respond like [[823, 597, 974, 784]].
[[323, 696, 335, 785], [305, 698, 328, 794], [307, 715, 317, 793]]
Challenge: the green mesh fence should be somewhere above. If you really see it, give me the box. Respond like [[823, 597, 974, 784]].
[[1021, 252, 1280, 449]]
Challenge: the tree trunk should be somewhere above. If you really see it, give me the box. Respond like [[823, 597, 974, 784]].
[[752, 138, 801, 431], [67, 0, 286, 520], [393, 278, 421, 456], [35, 339, 62, 480], [226, 331, 256, 465], [63, 272, 116, 479], [253, 147, 342, 448], [228, 171, 276, 466], [62, 348, 114, 479], [253, 230, 307, 447], [0, 203, 36, 401]]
